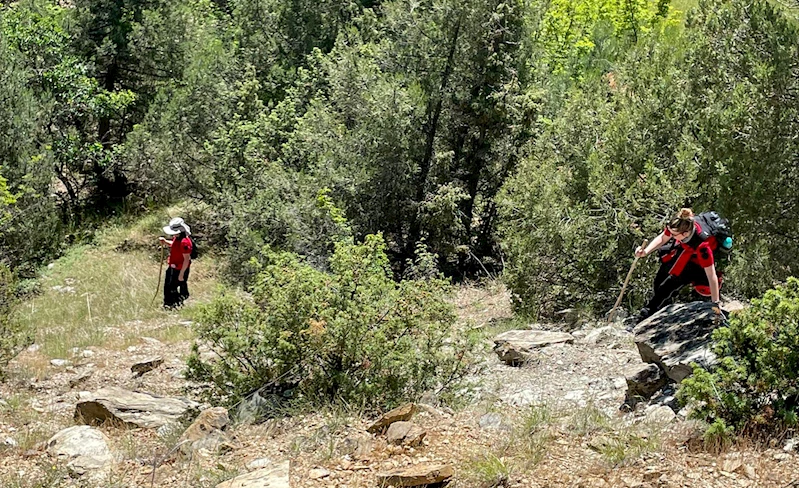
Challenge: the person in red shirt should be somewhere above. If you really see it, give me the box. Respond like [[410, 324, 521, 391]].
[[630, 208, 721, 324], [158, 217, 193, 309]]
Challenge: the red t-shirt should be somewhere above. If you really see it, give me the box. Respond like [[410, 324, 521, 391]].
[[168, 237, 193, 269], [663, 221, 716, 274]]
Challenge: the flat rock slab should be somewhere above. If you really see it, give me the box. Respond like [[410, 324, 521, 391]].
[[377, 463, 454, 486], [46, 425, 113, 474], [76, 387, 199, 429], [633, 302, 723, 382], [493, 330, 574, 365], [216, 461, 289, 488], [367, 403, 416, 434]]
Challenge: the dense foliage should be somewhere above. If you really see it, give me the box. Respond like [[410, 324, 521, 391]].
[[185, 234, 473, 412], [0, 0, 797, 314], [500, 0, 799, 316], [680, 278, 799, 435]]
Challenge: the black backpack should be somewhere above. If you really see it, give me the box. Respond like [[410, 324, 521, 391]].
[[189, 237, 198, 260], [694, 211, 733, 258]]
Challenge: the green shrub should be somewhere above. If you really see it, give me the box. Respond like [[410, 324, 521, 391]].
[[0, 263, 32, 378], [679, 277, 799, 435], [186, 233, 473, 413]]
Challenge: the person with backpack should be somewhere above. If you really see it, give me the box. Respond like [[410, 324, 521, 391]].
[[158, 217, 195, 309], [629, 208, 732, 325]]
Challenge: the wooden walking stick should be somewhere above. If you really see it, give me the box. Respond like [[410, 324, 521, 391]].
[[608, 239, 648, 323], [152, 244, 165, 306]]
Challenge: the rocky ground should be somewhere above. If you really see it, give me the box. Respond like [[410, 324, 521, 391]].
[[1, 284, 799, 487]]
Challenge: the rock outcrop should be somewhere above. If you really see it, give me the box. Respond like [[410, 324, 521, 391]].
[[75, 387, 199, 429], [632, 302, 724, 382]]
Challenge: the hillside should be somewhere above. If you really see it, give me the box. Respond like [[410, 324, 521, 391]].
[[1, 221, 798, 487]]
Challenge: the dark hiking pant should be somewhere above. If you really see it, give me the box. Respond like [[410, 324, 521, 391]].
[[164, 266, 190, 309], [641, 258, 709, 319]]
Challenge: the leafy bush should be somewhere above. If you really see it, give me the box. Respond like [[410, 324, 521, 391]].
[[680, 277, 799, 435], [498, 38, 693, 318], [0, 263, 32, 378], [186, 233, 473, 413]]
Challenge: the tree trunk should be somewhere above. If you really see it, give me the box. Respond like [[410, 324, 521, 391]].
[[407, 12, 463, 258]]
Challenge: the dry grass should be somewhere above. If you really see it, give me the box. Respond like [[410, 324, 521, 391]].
[[15, 213, 219, 360]]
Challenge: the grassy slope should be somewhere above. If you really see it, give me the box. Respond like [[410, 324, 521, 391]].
[[16, 209, 219, 364]]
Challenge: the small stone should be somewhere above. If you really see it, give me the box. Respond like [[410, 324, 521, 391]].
[[69, 370, 93, 389], [367, 404, 416, 434], [722, 458, 742, 473], [644, 405, 676, 424], [773, 452, 792, 461], [81, 350, 94, 358], [784, 438, 799, 452], [385, 421, 426, 447], [50, 359, 69, 367], [131, 357, 164, 376], [622, 476, 643, 488], [4, 437, 17, 447], [309, 467, 330, 479], [478, 412, 510, 431], [126, 346, 137, 353]]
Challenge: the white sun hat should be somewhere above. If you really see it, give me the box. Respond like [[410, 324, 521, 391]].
[[163, 217, 191, 236]]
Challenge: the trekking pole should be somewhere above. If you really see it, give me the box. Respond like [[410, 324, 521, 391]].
[[151, 244, 165, 306], [608, 239, 648, 323]]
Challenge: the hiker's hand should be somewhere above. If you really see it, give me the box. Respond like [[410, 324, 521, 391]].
[[159, 237, 167, 244], [178, 274, 185, 282], [711, 302, 728, 320], [634, 246, 647, 258]]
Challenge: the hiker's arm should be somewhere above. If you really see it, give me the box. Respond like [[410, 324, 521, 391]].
[[178, 254, 190, 281], [704, 264, 720, 302], [635, 232, 670, 258], [158, 237, 173, 247]]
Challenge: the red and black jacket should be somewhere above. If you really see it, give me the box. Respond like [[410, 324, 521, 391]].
[[660, 221, 718, 276]]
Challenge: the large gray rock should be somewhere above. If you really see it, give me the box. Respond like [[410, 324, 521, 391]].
[[493, 330, 574, 365], [46, 425, 113, 474], [633, 302, 724, 382], [216, 460, 289, 488], [75, 387, 199, 429]]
